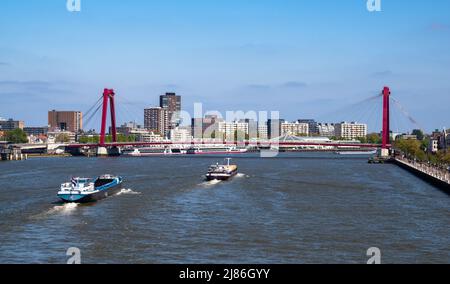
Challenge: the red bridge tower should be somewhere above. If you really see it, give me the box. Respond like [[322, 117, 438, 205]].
[[99, 88, 117, 147]]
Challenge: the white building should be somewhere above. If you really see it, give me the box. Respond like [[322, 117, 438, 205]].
[[280, 122, 309, 136], [258, 122, 268, 140], [170, 127, 192, 142], [134, 130, 164, 143], [218, 121, 249, 140], [317, 123, 335, 137], [47, 130, 76, 144], [335, 122, 367, 140], [429, 139, 439, 153]]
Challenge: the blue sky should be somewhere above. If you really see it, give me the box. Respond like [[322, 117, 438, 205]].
[[0, 0, 449, 132]]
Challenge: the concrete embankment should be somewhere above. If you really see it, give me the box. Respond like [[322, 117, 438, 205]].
[[393, 158, 450, 193]]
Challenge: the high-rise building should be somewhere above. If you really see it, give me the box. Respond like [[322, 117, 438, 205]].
[[144, 107, 169, 137], [0, 119, 25, 131], [335, 122, 367, 140], [48, 111, 82, 133], [298, 119, 318, 136], [160, 92, 181, 127]]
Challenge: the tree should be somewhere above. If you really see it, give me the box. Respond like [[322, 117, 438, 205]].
[[366, 133, 382, 144], [394, 138, 424, 160], [358, 137, 368, 144], [412, 129, 425, 141], [55, 134, 70, 143], [421, 137, 431, 151], [5, 129, 28, 144]]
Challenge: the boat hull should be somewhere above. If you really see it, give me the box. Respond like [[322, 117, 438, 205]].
[[206, 170, 238, 181], [58, 178, 123, 203]]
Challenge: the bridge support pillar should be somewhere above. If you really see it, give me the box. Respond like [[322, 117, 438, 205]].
[[96, 146, 121, 156], [380, 148, 390, 158], [108, 147, 121, 156], [97, 147, 109, 156]]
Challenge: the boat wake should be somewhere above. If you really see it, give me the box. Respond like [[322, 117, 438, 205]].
[[199, 179, 222, 187], [31, 203, 79, 219], [116, 188, 141, 196], [47, 203, 79, 215], [236, 173, 249, 178]]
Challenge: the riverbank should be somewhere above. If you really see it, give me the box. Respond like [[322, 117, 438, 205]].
[[27, 154, 71, 158], [393, 157, 450, 193]]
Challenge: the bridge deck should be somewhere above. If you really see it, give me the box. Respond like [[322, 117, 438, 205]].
[[67, 141, 385, 148]]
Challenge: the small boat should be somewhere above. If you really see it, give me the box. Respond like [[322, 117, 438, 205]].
[[125, 148, 186, 157], [335, 150, 377, 155], [187, 147, 248, 155], [57, 175, 123, 203], [206, 158, 238, 181]]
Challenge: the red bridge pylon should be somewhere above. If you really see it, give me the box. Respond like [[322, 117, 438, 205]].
[[99, 88, 117, 146]]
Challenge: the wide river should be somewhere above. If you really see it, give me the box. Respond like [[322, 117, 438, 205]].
[[0, 153, 449, 264]]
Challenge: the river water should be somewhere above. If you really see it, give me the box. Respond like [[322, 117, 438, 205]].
[[0, 153, 449, 264]]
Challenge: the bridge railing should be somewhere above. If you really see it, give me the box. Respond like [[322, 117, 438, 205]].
[[395, 156, 450, 184]]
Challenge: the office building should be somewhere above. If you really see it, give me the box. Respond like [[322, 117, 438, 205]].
[[48, 110, 82, 133]]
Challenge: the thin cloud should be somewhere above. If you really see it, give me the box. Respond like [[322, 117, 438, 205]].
[[281, 81, 308, 88], [245, 81, 308, 90], [372, 70, 393, 77], [428, 23, 449, 31], [245, 84, 271, 90]]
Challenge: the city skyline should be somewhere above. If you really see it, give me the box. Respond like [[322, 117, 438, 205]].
[[0, 1, 450, 132]]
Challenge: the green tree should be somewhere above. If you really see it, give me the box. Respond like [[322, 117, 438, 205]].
[[394, 138, 425, 160], [421, 137, 431, 151], [78, 135, 99, 144], [5, 129, 28, 144], [411, 129, 425, 141], [366, 133, 382, 144], [55, 134, 70, 143], [358, 136, 368, 144]]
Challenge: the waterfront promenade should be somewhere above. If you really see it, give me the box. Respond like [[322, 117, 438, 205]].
[[394, 156, 450, 188]]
